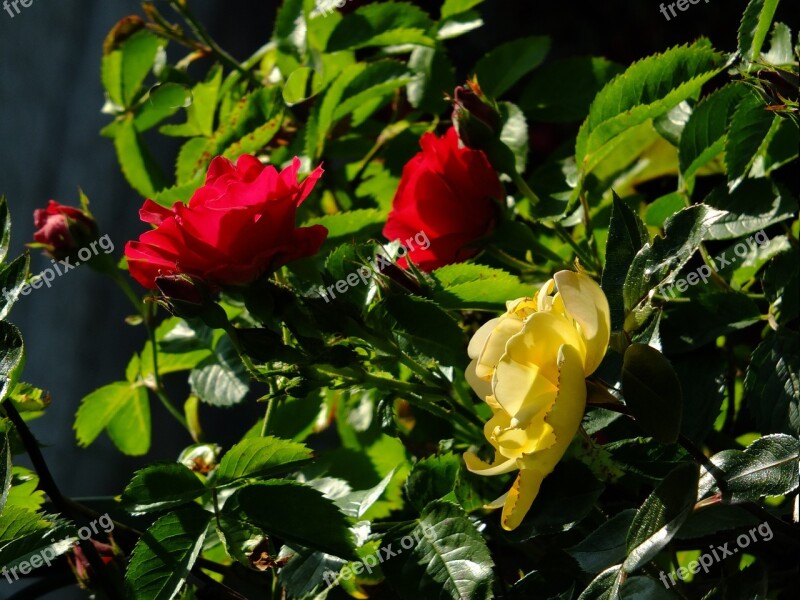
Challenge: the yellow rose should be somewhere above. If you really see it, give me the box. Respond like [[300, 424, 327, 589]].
[[463, 271, 610, 530]]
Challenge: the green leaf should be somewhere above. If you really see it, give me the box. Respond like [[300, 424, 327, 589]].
[[74, 381, 151, 456], [577, 565, 623, 600], [762, 247, 799, 324], [678, 84, 748, 179], [622, 343, 683, 444], [624, 462, 698, 573], [474, 36, 550, 98], [160, 66, 223, 138], [0, 432, 10, 514], [0, 321, 25, 403], [334, 467, 397, 518], [373, 295, 466, 367], [431, 263, 532, 311], [189, 336, 249, 407], [283, 67, 317, 105], [698, 434, 800, 502], [404, 454, 460, 513], [620, 576, 681, 599], [0, 254, 30, 321], [724, 90, 779, 188], [121, 462, 206, 514], [304, 209, 386, 248], [0, 507, 77, 572], [102, 29, 164, 108], [743, 331, 799, 435], [577, 40, 725, 171], [220, 480, 357, 559], [643, 193, 685, 228], [567, 509, 637, 574], [125, 506, 212, 600], [408, 45, 455, 113], [653, 101, 692, 146], [738, 0, 781, 63], [381, 500, 494, 600], [499, 101, 529, 174], [0, 196, 11, 264], [674, 351, 725, 444], [440, 0, 485, 19], [623, 205, 724, 322], [113, 116, 166, 196], [134, 83, 192, 132], [763, 22, 794, 65], [519, 57, 624, 123], [326, 2, 435, 51], [215, 437, 313, 486], [602, 194, 649, 331], [703, 180, 797, 240]]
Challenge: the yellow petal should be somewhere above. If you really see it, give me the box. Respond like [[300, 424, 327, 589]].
[[492, 359, 558, 421], [465, 359, 493, 399], [485, 492, 508, 510], [467, 317, 501, 360], [473, 318, 526, 380], [463, 451, 518, 476], [553, 271, 610, 376], [501, 469, 545, 531]]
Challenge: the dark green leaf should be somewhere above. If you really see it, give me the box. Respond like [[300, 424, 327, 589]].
[[124, 506, 212, 600], [762, 247, 799, 324], [622, 343, 683, 444], [0, 197, 10, 264], [703, 179, 797, 240], [382, 500, 494, 600], [334, 468, 397, 518], [620, 576, 681, 599], [739, 0, 781, 62], [624, 462, 698, 572], [698, 434, 800, 502], [653, 101, 692, 146], [215, 437, 313, 486], [744, 331, 799, 435], [408, 45, 456, 113], [0, 254, 30, 321], [189, 336, 249, 407], [578, 565, 623, 600], [602, 193, 649, 331], [674, 351, 725, 444], [121, 462, 206, 514], [326, 2, 435, 51], [0, 432, 10, 514], [220, 480, 357, 559], [519, 57, 623, 123], [567, 509, 636, 574], [474, 36, 550, 98], [404, 454, 460, 513], [0, 507, 77, 572], [0, 321, 25, 403], [724, 91, 778, 188]]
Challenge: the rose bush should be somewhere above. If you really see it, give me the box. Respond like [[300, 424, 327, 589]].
[[125, 155, 327, 289], [464, 271, 611, 530], [383, 127, 503, 271]]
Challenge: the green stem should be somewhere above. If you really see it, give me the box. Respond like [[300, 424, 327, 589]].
[[511, 171, 542, 207], [147, 314, 189, 430], [260, 396, 276, 437], [552, 223, 601, 273]]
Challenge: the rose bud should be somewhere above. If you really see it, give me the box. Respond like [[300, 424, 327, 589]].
[[452, 77, 502, 151], [32, 200, 99, 261], [67, 539, 120, 590]]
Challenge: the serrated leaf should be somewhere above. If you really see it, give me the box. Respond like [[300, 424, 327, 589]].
[[114, 116, 166, 196], [567, 510, 637, 575], [215, 437, 313, 486], [189, 336, 249, 407], [0, 254, 30, 321], [125, 506, 212, 600], [404, 454, 459, 513], [744, 331, 800, 435], [0, 507, 77, 572], [431, 263, 532, 311], [679, 84, 748, 179], [102, 29, 163, 108], [739, 0, 781, 63], [622, 343, 683, 444], [577, 40, 725, 171], [373, 295, 466, 367], [474, 36, 550, 98], [624, 462, 698, 573], [623, 205, 724, 324], [602, 194, 649, 331], [440, 0, 485, 19], [382, 500, 494, 600], [703, 179, 797, 240], [578, 565, 623, 600], [335, 467, 397, 518], [724, 91, 779, 189], [0, 321, 25, 402], [121, 462, 206, 513], [220, 480, 357, 560], [698, 434, 800, 502]]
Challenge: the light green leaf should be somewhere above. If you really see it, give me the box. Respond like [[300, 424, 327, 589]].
[[739, 0, 781, 63], [215, 437, 313, 486], [113, 116, 166, 197], [431, 263, 532, 311], [0, 507, 77, 572], [102, 29, 164, 108], [74, 381, 151, 456], [440, 0, 485, 19]]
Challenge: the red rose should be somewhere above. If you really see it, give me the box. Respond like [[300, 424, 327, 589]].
[[125, 155, 327, 289], [382, 127, 502, 272], [33, 200, 98, 260]]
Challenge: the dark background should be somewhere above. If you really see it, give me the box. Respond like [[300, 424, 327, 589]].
[[0, 0, 771, 596]]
